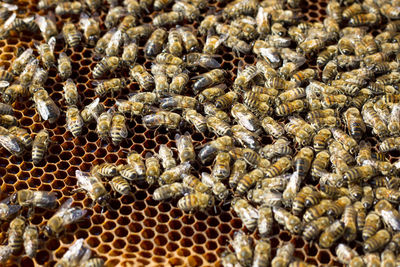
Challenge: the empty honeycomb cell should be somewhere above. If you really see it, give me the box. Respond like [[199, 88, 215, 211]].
[[112, 239, 127, 249], [317, 250, 331, 264], [140, 240, 153, 250], [193, 245, 205, 254]]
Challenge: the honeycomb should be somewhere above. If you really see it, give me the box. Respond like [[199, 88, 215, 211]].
[[0, 0, 381, 266]]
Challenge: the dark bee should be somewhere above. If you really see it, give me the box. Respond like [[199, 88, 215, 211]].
[[145, 28, 167, 58]]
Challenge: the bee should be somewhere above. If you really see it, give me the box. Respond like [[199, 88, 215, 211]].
[[251, 239, 271, 267], [350, 13, 380, 27], [35, 14, 57, 42], [343, 107, 365, 141], [319, 220, 345, 248], [33, 88, 60, 123], [178, 192, 214, 213], [110, 112, 127, 146], [62, 22, 81, 48], [109, 176, 131, 196], [229, 159, 247, 190], [264, 156, 292, 178], [156, 145, 176, 171], [198, 14, 218, 35], [97, 112, 116, 143], [388, 103, 400, 135], [206, 116, 232, 136], [387, 232, 400, 253], [95, 29, 115, 55], [260, 116, 284, 138], [75, 170, 110, 207], [80, 13, 100, 46], [211, 152, 231, 179], [44, 198, 86, 237], [55, 238, 92, 267], [0, 114, 16, 128], [174, 133, 195, 163], [169, 73, 189, 95], [62, 79, 79, 106], [172, 1, 199, 21], [271, 243, 295, 267], [118, 15, 137, 33], [0, 66, 13, 85], [125, 24, 154, 41], [291, 185, 314, 215], [19, 59, 38, 88], [230, 230, 253, 267], [259, 139, 292, 160], [36, 38, 57, 70], [143, 111, 181, 130], [327, 196, 352, 218], [11, 48, 34, 75], [201, 172, 228, 201], [32, 129, 50, 164], [336, 243, 358, 265], [232, 124, 260, 150], [293, 147, 314, 178], [121, 41, 138, 66], [155, 183, 189, 202], [231, 104, 260, 132], [144, 28, 167, 58], [143, 153, 161, 186], [192, 69, 225, 92], [303, 216, 331, 241], [362, 102, 388, 138], [342, 205, 357, 242], [81, 98, 104, 123], [322, 60, 338, 83], [10, 189, 57, 209], [166, 29, 183, 57], [362, 211, 381, 241], [285, 117, 314, 146], [275, 99, 305, 116], [182, 109, 207, 133], [22, 225, 39, 258], [177, 26, 199, 52], [153, 11, 183, 27], [291, 69, 317, 85], [55, 1, 82, 15], [298, 38, 325, 55], [235, 168, 264, 196], [317, 45, 337, 67], [234, 64, 258, 91], [343, 165, 377, 183], [104, 6, 124, 29], [375, 187, 400, 204], [93, 56, 121, 79], [116, 164, 138, 181], [182, 174, 209, 194], [311, 150, 330, 178], [66, 106, 83, 138], [303, 199, 332, 223], [116, 100, 148, 117], [130, 65, 154, 91], [375, 200, 400, 231], [56, 52, 72, 81], [331, 128, 358, 154], [94, 78, 126, 97], [105, 30, 123, 57], [8, 216, 25, 253], [364, 229, 391, 253], [220, 252, 240, 267], [232, 198, 258, 232], [127, 151, 146, 178], [213, 91, 238, 110]]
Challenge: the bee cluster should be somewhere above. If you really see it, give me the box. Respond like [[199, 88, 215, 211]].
[[2, 0, 400, 264]]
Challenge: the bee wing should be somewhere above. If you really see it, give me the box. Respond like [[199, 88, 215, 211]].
[[86, 98, 101, 113], [3, 12, 16, 29], [0, 81, 9, 88], [2, 3, 18, 11], [35, 97, 51, 121], [48, 36, 56, 52], [34, 15, 48, 33], [61, 238, 87, 262], [200, 172, 216, 187], [199, 54, 221, 69], [381, 209, 400, 231], [75, 170, 95, 193], [62, 207, 87, 225], [53, 198, 73, 217], [0, 133, 23, 154]]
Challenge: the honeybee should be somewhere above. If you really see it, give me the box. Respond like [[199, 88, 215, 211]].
[[175, 133, 195, 163], [178, 192, 214, 213], [342, 107, 366, 141], [182, 109, 207, 133], [214, 91, 238, 110], [379, 137, 400, 152], [35, 14, 57, 42], [92, 56, 121, 79], [232, 198, 258, 232], [343, 165, 377, 183], [153, 183, 187, 201], [303, 216, 331, 241], [342, 205, 357, 242], [144, 28, 167, 57], [319, 220, 345, 248], [56, 52, 72, 81], [11, 48, 34, 75], [230, 230, 253, 267], [292, 186, 314, 215], [1, 83, 28, 104], [285, 117, 315, 146], [116, 100, 148, 116], [206, 116, 232, 136], [96, 111, 112, 140], [221, 252, 240, 267], [121, 41, 138, 66], [193, 69, 225, 92], [0, 114, 16, 128], [33, 88, 60, 123], [275, 99, 305, 116], [327, 196, 352, 218], [198, 14, 218, 35], [44, 198, 86, 237], [118, 15, 137, 33], [311, 150, 330, 178], [10, 189, 57, 209], [94, 78, 126, 97], [259, 139, 292, 160], [125, 24, 153, 41], [109, 176, 131, 196], [182, 173, 209, 194], [81, 98, 104, 123], [228, 159, 247, 190], [61, 79, 79, 107], [130, 65, 154, 91], [105, 30, 123, 57], [55, 1, 82, 15], [19, 59, 38, 88], [201, 172, 228, 201], [375, 200, 400, 231], [95, 29, 115, 55], [8, 216, 25, 253], [32, 129, 50, 164], [23, 225, 39, 258], [251, 239, 270, 267], [169, 73, 190, 95], [303, 199, 332, 223], [231, 104, 260, 132], [260, 117, 284, 138], [62, 22, 81, 48], [157, 144, 176, 170], [177, 26, 200, 52], [125, 151, 145, 179], [55, 238, 92, 267], [143, 111, 181, 130], [172, 1, 199, 21], [362, 211, 381, 241], [293, 147, 314, 178], [364, 229, 391, 253], [66, 106, 83, 138], [203, 103, 231, 123], [291, 69, 317, 86], [317, 45, 337, 66], [0, 67, 13, 86], [110, 112, 127, 146], [153, 11, 183, 27], [232, 124, 260, 150], [264, 156, 292, 178], [331, 128, 358, 154], [388, 103, 400, 135], [211, 152, 231, 179], [375, 187, 400, 204], [271, 243, 295, 267], [336, 243, 358, 265], [75, 170, 110, 207], [79, 13, 100, 46], [166, 29, 183, 57], [104, 6, 124, 29], [116, 164, 138, 181]]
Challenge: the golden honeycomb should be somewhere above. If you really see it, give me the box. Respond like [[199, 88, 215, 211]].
[[0, 0, 389, 266]]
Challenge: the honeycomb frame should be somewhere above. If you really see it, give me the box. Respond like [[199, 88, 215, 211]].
[[0, 0, 374, 266]]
